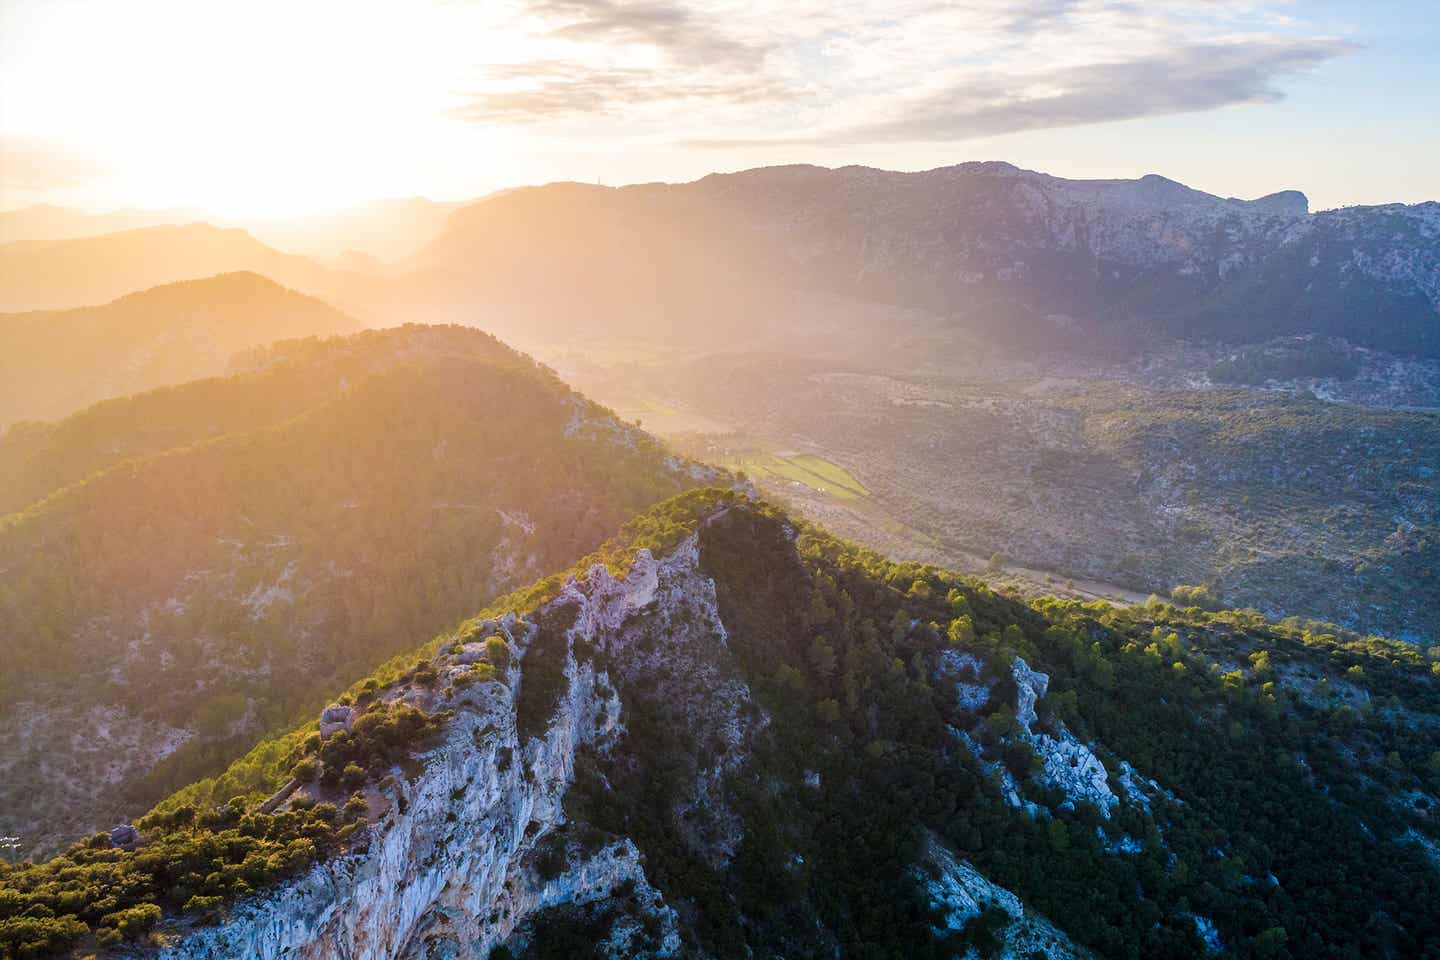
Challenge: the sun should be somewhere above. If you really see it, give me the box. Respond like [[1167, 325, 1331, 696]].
[[0, 0, 537, 218]]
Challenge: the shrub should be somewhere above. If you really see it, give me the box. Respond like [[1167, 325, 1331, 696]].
[[341, 763, 368, 792], [484, 635, 510, 668], [343, 795, 368, 821], [102, 902, 162, 940], [182, 894, 225, 923]]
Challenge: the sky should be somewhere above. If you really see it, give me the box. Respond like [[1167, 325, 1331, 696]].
[[1, 0, 1436, 218]]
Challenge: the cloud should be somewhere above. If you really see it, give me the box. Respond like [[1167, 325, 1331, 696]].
[[460, 0, 783, 122], [459, 61, 783, 122], [458, 1, 1355, 144], [530, 0, 772, 70], [704, 38, 1352, 146]]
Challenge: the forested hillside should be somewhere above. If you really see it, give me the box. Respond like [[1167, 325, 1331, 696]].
[[3, 490, 1435, 959], [0, 272, 358, 428], [0, 325, 715, 857]]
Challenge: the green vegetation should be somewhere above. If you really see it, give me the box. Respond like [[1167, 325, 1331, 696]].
[[1208, 338, 1360, 385], [564, 494, 1440, 959], [515, 600, 581, 742]]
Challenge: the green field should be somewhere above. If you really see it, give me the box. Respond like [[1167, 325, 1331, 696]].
[[726, 452, 870, 499]]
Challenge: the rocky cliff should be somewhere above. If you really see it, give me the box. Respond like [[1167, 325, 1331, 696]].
[[154, 541, 704, 960], [147, 512, 1096, 960]]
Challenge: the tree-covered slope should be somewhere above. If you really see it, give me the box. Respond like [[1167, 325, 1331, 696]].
[[4, 490, 1435, 960], [0, 271, 358, 429], [0, 325, 715, 857]]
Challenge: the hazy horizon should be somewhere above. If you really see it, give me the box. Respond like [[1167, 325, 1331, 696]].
[[0, 153, 1423, 228]]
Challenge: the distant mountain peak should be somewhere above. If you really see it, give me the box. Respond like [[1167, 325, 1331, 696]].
[[1249, 189, 1310, 217], [953, 159, 1026, 176]]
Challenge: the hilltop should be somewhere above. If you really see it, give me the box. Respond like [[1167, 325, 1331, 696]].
[[0, 324, 718, 856]]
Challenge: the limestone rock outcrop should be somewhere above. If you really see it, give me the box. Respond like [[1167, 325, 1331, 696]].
[[156, 543, 712, 960]]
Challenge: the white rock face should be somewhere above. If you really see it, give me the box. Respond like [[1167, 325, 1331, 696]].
[[1010, 659, 1118, 817], [155, 545, 714, 960], [1010, 658, 1049, 732], [1191, 914, 1223, 953], [921, 835, 1084, 959], [957, 658, 1167, 822], [146, 531, 1155, 960], [937, 650, 990, 710], [1030, 727, 1117, 817]]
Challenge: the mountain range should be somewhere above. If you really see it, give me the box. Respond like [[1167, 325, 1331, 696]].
[[0, 223, 350, 313], [0, 197, 464, 265], [7, 164, 1435, 362], [411, 163, 1440, 359]]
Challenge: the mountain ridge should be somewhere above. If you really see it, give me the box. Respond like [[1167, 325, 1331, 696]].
[[3, 489, 1435, 959], [0, 271, 358, 428], [0, 223, 347, 313]]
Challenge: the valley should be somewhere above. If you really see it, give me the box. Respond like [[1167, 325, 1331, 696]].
[[559, 335, 1440, 643]]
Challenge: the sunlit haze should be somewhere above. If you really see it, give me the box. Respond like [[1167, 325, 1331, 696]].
[[2, 0, 1437, 219]]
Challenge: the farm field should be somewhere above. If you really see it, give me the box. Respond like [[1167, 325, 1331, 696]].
[[725, 451, 870, 499]]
